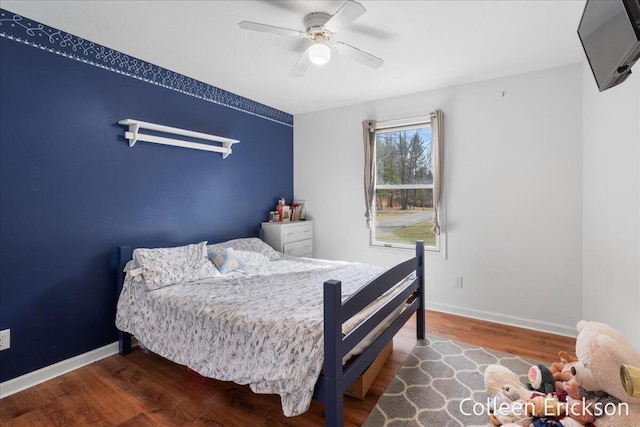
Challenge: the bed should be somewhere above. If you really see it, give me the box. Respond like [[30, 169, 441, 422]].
[[115, 237, 425, 427]]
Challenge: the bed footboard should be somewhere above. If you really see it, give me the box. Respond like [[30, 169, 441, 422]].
[[322, 240, 425, 427]]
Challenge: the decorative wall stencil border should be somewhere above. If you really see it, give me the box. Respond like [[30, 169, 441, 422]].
[[0, 9, 293, 127]]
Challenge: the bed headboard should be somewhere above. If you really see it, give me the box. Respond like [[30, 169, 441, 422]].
[[116, 245, 133, 355], [116, 246, 132, 296]]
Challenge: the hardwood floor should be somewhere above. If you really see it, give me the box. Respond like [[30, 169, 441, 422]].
[[0, 311, 576, 426], [424, 311, 577, 364]]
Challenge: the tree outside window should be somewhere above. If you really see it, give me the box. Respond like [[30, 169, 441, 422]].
[[372, 122, 438, 249]]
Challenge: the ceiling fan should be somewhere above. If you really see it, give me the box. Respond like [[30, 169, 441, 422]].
[[239, 0, 384, 77]]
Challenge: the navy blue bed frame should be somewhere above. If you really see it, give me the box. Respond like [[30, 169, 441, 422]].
[[116, 241, 425, 427]]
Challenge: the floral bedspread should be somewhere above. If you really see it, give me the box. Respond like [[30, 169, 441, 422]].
[[116, 255, 388, 417]]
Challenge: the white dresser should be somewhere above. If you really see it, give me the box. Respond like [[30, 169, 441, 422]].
[[261, 220, 313, 257]]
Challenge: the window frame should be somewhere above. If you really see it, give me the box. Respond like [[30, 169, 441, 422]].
[[369, 115, 442, 253]]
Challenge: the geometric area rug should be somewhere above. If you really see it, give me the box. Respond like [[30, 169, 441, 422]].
[[363, 336, 543, 427]]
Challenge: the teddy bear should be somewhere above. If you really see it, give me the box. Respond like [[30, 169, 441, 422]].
[[484, 320, 640, 427], [550, 351, 579, 393], [571, 320, 640, 405]]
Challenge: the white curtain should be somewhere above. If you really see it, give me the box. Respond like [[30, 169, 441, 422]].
[[431, 110, 444, 235], [362, 120, 376, 228]]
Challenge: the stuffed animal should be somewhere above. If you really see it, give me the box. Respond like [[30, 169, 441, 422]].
[[489, 384, 521, 413], [523, 394, 591, 427], [562, 378, 596, 426], [524, 394, 564, 418], [551, 351, 578, 393], [485, 365, 531, 399], [488, 399, 533, 427], [563, 377, 581, 399], [488, 385, 529, 426], [485, 369, 534, 426], [571, 320, 640, 404], [529, 417, 588, 427], [484, 320, 640, 427], [526, 364, 556, 394]]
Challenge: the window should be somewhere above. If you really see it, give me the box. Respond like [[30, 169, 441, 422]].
[[371, 117, 439, 250]]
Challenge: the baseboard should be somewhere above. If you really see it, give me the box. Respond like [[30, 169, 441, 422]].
[[0, 341, 119, 399], [426, 301, 577, 338]]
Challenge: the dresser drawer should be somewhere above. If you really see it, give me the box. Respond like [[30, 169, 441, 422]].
[[282, 222, 313, 244], [261, 220, 313, 257], [283, 239, 313, 257]]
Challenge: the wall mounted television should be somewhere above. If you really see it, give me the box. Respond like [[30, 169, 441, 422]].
[[578, 0, 640, 91]]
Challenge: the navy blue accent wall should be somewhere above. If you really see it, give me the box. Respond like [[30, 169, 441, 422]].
[[0, 33, 293, 381]]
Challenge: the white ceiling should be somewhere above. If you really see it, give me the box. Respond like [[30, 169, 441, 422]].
[[2, 0, 587, 116]]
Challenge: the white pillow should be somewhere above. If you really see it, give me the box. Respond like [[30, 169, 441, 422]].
[[133, 241, 220, 290], [207, 238, 281, 262], [232, 250, 270, 266]]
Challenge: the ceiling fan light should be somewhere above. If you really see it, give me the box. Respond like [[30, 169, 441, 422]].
[[308, 43, 331, 65]]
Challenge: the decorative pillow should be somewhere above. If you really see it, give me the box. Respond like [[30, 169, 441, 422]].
[[208, 247, 246, 274], [207, 237, 281, 261], [132, 241, 220, 290]]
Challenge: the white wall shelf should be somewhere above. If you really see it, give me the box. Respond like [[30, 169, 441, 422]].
[[118, 119, 239, 159]]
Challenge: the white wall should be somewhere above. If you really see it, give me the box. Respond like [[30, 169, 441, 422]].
[[295, 64, 583, 336], [582, 64, 640, 349]]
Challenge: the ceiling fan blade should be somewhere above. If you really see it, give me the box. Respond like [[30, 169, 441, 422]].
[[330, 41, 384, 69], [324, 0, 366, 33], [239, 21, 308, 38], [289, 47, 312, 77]]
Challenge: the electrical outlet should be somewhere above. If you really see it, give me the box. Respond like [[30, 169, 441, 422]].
[[454, 276, 463, 288], [0, 329, 10, 351]]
